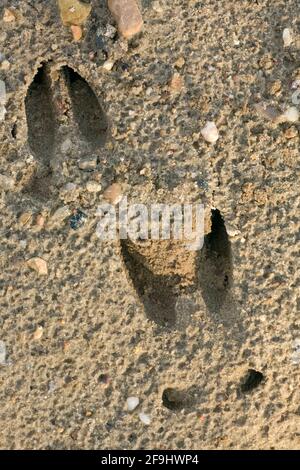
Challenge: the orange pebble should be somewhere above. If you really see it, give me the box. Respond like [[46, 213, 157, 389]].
[[71, 24, 82, 41]]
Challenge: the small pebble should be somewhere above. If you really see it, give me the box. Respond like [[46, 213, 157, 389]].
[[291, 80, 300, 90], [33, 326, 44, 341], [19, 240, 27, 249], [27, 257, 48, 276], [104, 24, 117, 38], [127, 397, 139, 411], [291, 339, 300, 364], [102, 60, 115, 72], [0, 340, 6, 365], [57, 0, 91, 26], [282, 28, 293, 47], [19, 212, 32, 227], [108, 0, 143, 39], [282, 106, 299, 123], [0, 106, 6, 121], [78, 156, 97, 171], [226, 225, 241, 237], [35, 214, 45, 228], [0, 79, 7, 122], [86, 181, 102, 193], [70, 209, 87, 230], [3, 8, 16, 23], [139, 412, 151, 425], [103, 183, 123, 205], [201, 121, 219, 144], [232, 34, 240, 46], [284, 126, 298, 139], [0, 82, 6, 103], [0, 59, 10, 71], [71, 24, 82, 41], [64, 182, 77, 192]]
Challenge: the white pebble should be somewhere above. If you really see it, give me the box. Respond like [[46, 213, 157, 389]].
[[0, 79, 6, 106], [19, 240, 27, 249], [291, 339, 300, 364], [291, 80, 300, 90], [139, 412, 151, 425], [64, 182, 77, 191], [127, 396, 139, 411], [283, 28, 293, 47], [86, 181, 102, 193], [282, 106, 299, 123], [0, 106, 6, 121], [102, 60, 114, 71], [201, 121, 219, 144], [226, 225, 241, 238], [0, 340, 6, 365], [104, 24, 117, 38], [0, 79, 6, 122], [33, 326, 44, 341]]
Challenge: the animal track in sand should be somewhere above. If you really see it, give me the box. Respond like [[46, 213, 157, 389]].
[[121, 209, 233, 327], [24, 63, 233, 328], [198, 209, 233, 314], [24, 61, 108, 200]]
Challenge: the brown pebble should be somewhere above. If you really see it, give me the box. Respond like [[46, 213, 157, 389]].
[[57, 0, 91, 26], [108, 0, 143, 39], [103, 183, 123, 205], [3, 8, 16, 22], [71, 24, 82, 41], [78, 156, 97, 171], [26, 258, 48, 276], [36, 214, 45, 228], [33, 326, 44, 341], [284, 126, 298, 139], [19, 212, 32, 227]]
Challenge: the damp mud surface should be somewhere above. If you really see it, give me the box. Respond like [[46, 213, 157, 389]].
[[0, 0, 299, 450]]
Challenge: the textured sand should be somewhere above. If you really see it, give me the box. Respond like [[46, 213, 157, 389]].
[[0, 0, 299, 449]]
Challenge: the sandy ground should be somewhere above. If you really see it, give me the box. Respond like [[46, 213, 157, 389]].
[[0, 0, 299, 450]]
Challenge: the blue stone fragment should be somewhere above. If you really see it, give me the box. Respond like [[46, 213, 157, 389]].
[[70, 209, 87, 230]]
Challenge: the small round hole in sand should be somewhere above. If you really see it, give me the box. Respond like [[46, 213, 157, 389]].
[[240, 369, 264, 393], [162, 387, 187, 411]]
